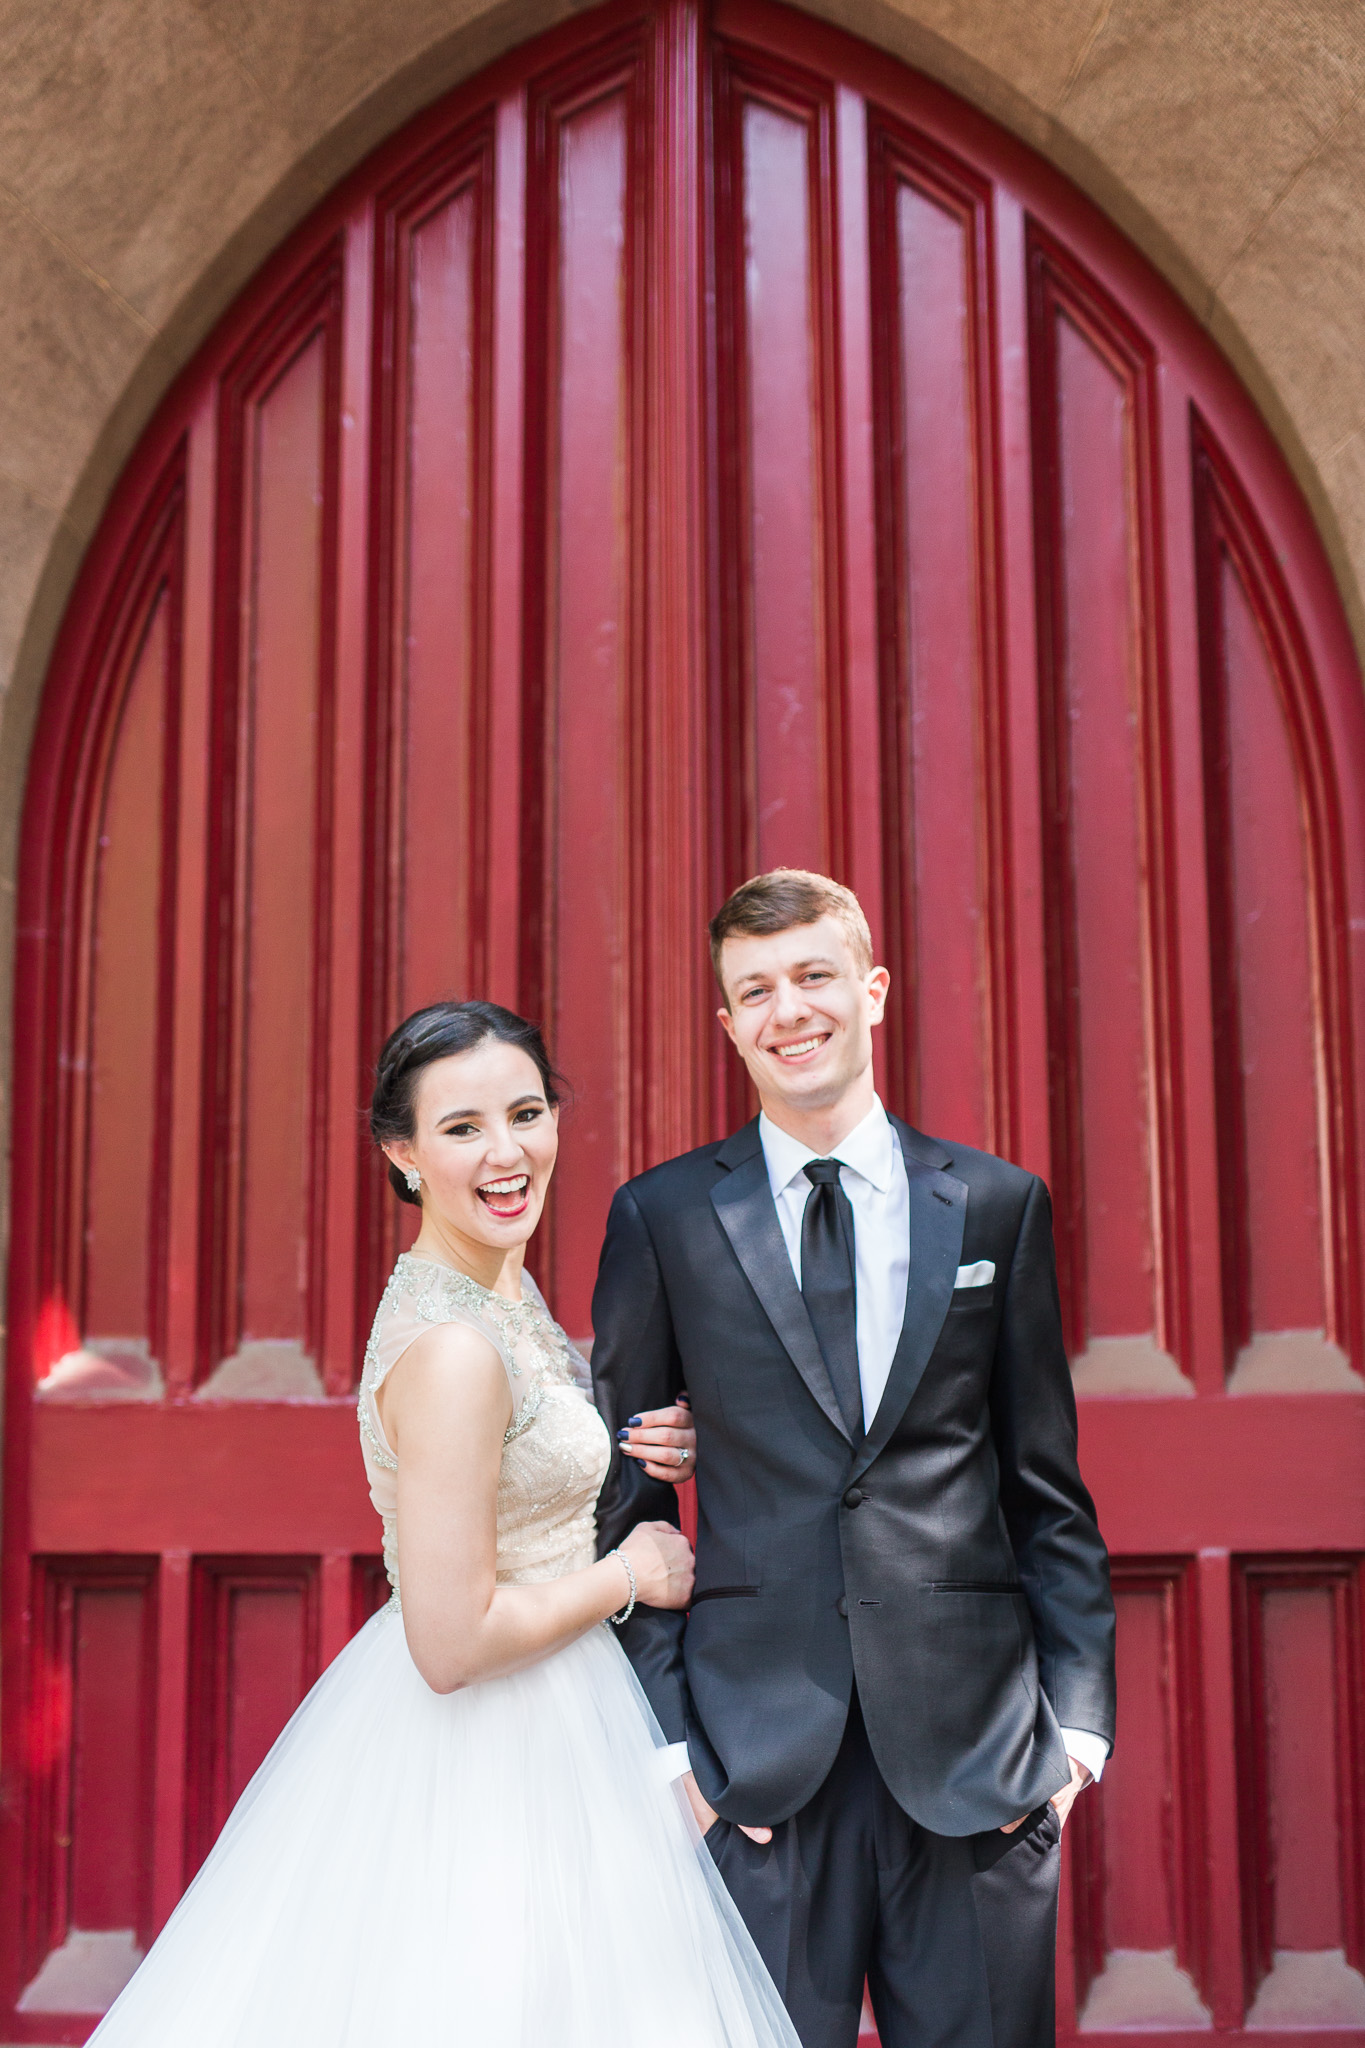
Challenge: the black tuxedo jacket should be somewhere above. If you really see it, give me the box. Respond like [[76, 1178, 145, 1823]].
[[591, 1114, 1116, 1836]]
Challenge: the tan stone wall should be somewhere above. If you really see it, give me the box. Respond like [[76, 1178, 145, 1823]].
[[0, 0, 1364, 1204]]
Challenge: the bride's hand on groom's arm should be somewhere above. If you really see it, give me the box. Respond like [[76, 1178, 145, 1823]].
[[618, 1393, 696, 1485], [679, 1772, 772, 1846], [619, 1521, 696, 1609], [1000, 1753, 1092, 1835]]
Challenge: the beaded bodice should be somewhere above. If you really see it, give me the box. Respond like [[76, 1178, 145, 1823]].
[[358, 1253, 610, 1604]]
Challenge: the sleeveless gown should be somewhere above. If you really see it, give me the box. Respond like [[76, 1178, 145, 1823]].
[[90, 1253, 798, 2047]]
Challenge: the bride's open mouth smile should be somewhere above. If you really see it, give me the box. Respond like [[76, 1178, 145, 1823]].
[[476, 1173, 531, 1218]]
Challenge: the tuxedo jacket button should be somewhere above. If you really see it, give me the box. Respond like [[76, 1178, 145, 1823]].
[[843, 1486, 865, 1508], [836, 1595, 849, 1617]]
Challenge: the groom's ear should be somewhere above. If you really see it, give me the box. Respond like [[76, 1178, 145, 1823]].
[[866, 965, 891, 1024], [716, 1003, 739, 1045]]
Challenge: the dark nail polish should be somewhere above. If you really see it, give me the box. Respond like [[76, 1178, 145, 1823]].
[[627, 1415, 642, 1427], [617, 1428, 629, 1439]]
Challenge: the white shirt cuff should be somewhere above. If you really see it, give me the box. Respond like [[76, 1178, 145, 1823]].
[[1060, 1727, 1109, 1783], [658, 1740, 692, 1783]]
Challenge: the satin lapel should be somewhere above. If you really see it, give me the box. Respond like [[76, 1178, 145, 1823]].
[[850, 1127, 966, 1482], [709, 1148, 853, 1445]]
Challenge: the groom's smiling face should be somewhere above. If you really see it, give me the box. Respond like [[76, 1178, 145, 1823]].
[[716, 916, 890, 1124]]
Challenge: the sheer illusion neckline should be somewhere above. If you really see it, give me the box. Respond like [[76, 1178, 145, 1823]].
[[397, 1247, 527, 1308]]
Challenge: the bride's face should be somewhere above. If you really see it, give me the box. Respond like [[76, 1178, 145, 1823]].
[[388, 1041, 559, 1251]]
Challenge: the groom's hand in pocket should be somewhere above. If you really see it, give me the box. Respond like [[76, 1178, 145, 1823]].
[[1000, 1753, 1092, 1835], [618, 1393, 697, 1484], [681, 1772, 772, 1845]]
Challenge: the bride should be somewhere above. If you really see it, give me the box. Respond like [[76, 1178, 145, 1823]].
[[91, 999, 799, 2047]]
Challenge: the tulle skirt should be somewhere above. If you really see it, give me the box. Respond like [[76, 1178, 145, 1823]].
[[90, 1605, 798, 2047]]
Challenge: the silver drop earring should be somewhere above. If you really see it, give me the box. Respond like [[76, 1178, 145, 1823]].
[[404, 1166, 421, 1195]]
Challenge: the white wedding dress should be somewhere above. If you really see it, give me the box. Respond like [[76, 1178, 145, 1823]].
[[91, 1253, 797, 2047]]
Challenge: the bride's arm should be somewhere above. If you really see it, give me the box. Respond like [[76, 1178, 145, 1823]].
[[379, 1322, 693, 1695]]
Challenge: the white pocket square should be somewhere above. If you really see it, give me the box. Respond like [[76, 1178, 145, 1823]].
[[954, 1260, 995, 1288]]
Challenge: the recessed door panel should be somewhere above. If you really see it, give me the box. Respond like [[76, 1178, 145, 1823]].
[[869, 124, 1001, 1152]]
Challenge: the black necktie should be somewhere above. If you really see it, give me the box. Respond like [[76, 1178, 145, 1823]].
[[800, 1159, 863, 1436]]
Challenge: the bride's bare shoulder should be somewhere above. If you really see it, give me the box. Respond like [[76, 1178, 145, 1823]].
[[376, 1318, 512, 1440]]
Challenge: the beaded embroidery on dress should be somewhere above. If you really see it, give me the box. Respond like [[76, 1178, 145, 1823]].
[[89, 1256, 799, 2048], [357, 1253, 609, 1604]]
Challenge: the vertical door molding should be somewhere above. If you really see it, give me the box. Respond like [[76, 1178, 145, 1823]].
[[1027, 228, 1189, 1388], [149, 1549, 191, 1932], [642, 0, 710, 1164], [833, 88, 885, 1003], [319, 211, 375, 1396], [485, 90, 529, 1013]]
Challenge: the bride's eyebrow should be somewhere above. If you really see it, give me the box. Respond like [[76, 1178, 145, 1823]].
[[434, 1093, 544, 1126]]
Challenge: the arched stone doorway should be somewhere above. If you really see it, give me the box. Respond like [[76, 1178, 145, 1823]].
[[2, 0, 1363, 2038]]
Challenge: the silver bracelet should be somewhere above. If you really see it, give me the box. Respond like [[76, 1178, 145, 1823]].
[[606, 1548, 636, 1627]]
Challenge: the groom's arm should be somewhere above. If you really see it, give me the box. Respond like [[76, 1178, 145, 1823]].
[[991, 1175, 1117, 1753], [590, 1182, 692, 1743]]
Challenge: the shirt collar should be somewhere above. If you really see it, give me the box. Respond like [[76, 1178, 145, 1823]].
[[758, 1097, 897, 1198]]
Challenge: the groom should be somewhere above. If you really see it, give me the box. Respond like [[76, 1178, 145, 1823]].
[[592, 869, 1115, 2048]]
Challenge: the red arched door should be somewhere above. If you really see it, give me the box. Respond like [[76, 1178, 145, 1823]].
[[3, 1, 1364, 2039]]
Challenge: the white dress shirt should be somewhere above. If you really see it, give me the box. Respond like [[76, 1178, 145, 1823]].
[[659, 1095, 1107, 1787], [759, 1099, 909, 1431]]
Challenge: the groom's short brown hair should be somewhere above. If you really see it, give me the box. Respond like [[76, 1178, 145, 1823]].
[[709, 869, 874, 995]]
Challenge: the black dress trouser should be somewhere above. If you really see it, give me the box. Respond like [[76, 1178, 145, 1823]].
[[705, 1693, 1061, 2048]]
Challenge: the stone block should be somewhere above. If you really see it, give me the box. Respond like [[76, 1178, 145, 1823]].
[[0, 0, 297, 325]]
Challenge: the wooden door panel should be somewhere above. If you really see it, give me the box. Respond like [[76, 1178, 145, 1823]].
[[536, 64, 639, 1335], [187, 1559, 320, 1870], [17, 1563, 157, 2016], [396, 178, 484, 1010], [3, 5, 1363, 2041], [740, 95, 826, 869], [206, 260, 343, 1399], [712, 47, 842, 883], [373, 121, 495, 1024], [1030, 243, 1186, 1396], [1070, 1560, 1209, 2028], [1235, 1559, 1365, 2024], [1194, 432, 1361, 1391], [41, 493, 183, 1401], [1220, 569, 1324, 1335], [868, 120, 1002, 1153], [234, 338, 329, 1383], [79, 602, 173, 1384]]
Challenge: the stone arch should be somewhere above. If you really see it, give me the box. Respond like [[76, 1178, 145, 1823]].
[[6, 0, 1365, 780]]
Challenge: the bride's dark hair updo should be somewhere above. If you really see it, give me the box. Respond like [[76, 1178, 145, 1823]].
[[370, 1000, 563, 1206]]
